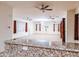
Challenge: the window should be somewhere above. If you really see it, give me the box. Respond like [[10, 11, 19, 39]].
[[53, 24, 55, 32], [36, 24, 38, 31], [39, 24, 41, 31], [58, 24, 60, 32]]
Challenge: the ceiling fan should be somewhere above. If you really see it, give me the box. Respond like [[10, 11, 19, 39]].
[[36, 4, 52, 12]]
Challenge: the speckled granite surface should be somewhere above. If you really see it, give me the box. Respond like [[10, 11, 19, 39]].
[[0, 39, 79, 57], [4, 39, 79, 52]]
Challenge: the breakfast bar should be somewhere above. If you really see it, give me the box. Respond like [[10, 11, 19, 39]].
[[0, 39, 79, 57]]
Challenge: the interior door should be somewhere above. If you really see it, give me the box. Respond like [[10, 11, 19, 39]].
[[60, 18, 65, 44], [25, 22, 27, 32], [13, 20, 16, 33], [74, 14, 79, 40]]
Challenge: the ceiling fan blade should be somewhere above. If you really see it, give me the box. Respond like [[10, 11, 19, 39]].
[[36, 7, 41, 10], [45, 9, 52, 11], [44, 5, 49, 9]]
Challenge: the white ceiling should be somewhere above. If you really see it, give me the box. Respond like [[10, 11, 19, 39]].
[[3, 1, 79, 9], [1, 1, 79, 21]]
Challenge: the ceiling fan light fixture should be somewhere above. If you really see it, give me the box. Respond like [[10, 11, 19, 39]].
[[36, 3, 52, 12]]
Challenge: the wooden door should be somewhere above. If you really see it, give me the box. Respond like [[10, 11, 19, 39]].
[[13, 20, 16, 33], [60, 18, 65, 44], [25, 22, 27, 32], [74, 14, 79, 40]]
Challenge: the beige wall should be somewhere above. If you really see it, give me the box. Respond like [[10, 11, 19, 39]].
[[67, 9, 76, 43], [0, 3, 12, 52]]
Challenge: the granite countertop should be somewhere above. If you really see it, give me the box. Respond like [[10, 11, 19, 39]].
[[5, 39, 79, 52]]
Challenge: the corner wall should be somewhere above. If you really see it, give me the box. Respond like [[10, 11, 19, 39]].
[[0, 3, 12, 52]]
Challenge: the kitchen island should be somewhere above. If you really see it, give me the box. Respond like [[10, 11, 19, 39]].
[[0, 39, 79, 57]]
